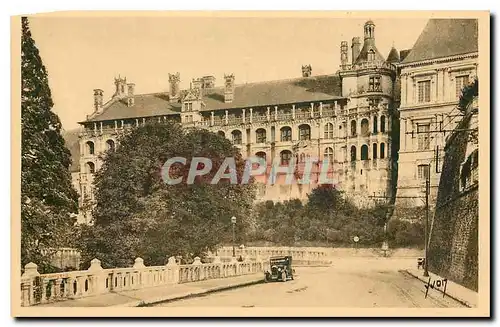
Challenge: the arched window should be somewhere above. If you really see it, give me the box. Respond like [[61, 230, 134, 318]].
[[361, 119, 369, 136], [373, 115, 378, 134], [380, 115, 386, 133], [368, 49, 375, 61], [255, 151, 266, 160], [324, 147, 334, 163], [217, 131, 225, 138], [280, 126, 292, 142], [380, 142, 386, 159], [361, 144, 369, 160], [373, 143, 378, 159], [86, 162, 95, 174], [299, 153, 306, 163], [256, 128, 267, 143], [86, 141, 95, 155], [280, 150, 292, 165], [350, 146, 357, 162], [231, 130, 242, 145], [106, 139, 115, 152], [298, 124, 311, 141], [324, 123, 334, 139], [351, 120, 357, 136]]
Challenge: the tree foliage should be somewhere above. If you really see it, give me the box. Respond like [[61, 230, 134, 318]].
[[248, 184, 422, 248], [21, 17, 79, 271], [76, 122, 256, 268]]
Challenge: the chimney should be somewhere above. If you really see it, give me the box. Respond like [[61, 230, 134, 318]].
[[202, 76, 216, 89], [127, 83, 135, 107], [192, 78, 202, 91], [169, 72, 180, 102], [340, 41, 349, 69], [301, 65, 312, 77], [93, 89, 104, 113], [224, 74, 235, 103], [351, 37, 361, 63], [113, 76, 127, 98]]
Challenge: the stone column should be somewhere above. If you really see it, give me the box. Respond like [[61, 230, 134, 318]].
[[292, 104, 296, 120], [121, 120, 124, 128], [319, 102, 323, 117], [242, 109, 246, 123], [310, 103, 314, 118], [267, 107, 271, 122], [249, 108, 253, 123], [211, 111, 214, 126], [225, 110, 229, 125], [274, 106, 278, 121], [114, 120, 118, 131]]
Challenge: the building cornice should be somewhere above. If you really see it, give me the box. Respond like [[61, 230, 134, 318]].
[[398, 52, 478, 69]]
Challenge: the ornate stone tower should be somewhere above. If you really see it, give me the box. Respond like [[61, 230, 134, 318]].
[[338, 20, 397, 202], [224, 74, 235, 103], [113, 76, 127, 98], [340, 41, 349, 69], [169, 72, 180, 102]]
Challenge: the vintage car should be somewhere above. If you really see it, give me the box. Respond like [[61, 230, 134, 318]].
[[264, 255, 294, 282]]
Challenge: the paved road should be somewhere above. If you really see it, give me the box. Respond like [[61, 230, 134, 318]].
[[154, 258, 465, 308]]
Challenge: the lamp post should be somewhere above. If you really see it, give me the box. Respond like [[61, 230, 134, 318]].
[[231, 216, 237, 257], [423, 177, 430, 277]]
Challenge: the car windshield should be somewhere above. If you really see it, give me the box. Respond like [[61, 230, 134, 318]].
[[270, 258, 288, 265]]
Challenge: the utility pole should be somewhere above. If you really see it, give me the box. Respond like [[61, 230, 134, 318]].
[[424, 175, 430, 277]]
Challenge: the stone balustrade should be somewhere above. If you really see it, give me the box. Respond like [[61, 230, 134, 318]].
[[20, 256, 264, 307]]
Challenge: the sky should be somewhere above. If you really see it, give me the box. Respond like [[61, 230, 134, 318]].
[[27, 15, 429, 131]]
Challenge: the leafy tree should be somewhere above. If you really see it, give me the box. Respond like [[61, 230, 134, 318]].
[[77, 122, 256, 268], [21, 17, 79, 271]]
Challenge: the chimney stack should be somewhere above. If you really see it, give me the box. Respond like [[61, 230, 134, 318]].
[[301, 65, 312, 77], [351, 37, 361, 63], [340, 41, 349, 69], [93, 89, 104, 113], [169, 72, 180, 102], [224, 74, 235, 103], [127, 83, 135, 107], [113, 76, 127, 98]]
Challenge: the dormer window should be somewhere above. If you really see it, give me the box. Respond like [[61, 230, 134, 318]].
[[368, 49, 375, 62], [184, 102, 193, 111]]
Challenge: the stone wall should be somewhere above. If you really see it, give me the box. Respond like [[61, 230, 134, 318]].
[[428, 104, 478, 291]]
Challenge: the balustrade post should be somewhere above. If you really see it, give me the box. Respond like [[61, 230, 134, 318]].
[[88, 258, 104, 295], [21, 262, 39, 306], [212, 256, 222, 278], [166, 256, 180, 284], [192, 257, 202, 281]]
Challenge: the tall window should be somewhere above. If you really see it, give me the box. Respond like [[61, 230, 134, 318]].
[[417, 124, 430, 150], [324, 147, 334, 163], [298, 124, 311, 141], [380, 143, 385, 159], [86, 141, 95, 155], [350, 120, 357, 136], [280, 126, 292, 142], [231, 130, 242, 145], [324, 123, 334, 139], [106, 139, 115, 152], [280, 150, 292, 165], [361, 145, 369, 160], [369, 75, 381, 92], [380, 115, 386, 133], [361, 119, 369, 136], [256, 128, 267, 143], [373, 143, 378, 159], [184, 102, 193, 111], [456, 75, 469, 99], [373, 115, 378, 133], [86, 162, 95, 174], [418, 164, 430, 180], [350, 146, 357, 162], [418, 80, 431, 103]]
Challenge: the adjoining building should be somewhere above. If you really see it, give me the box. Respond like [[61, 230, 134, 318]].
[[395, 19, 478, 208]]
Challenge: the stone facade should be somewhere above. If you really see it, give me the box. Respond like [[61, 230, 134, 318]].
[[73, 20, 400, 223]]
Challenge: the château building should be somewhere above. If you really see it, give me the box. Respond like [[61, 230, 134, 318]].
[[73, 20, 402, 224]]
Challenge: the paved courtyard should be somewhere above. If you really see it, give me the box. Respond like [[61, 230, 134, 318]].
[[154, 258, 466, 308]]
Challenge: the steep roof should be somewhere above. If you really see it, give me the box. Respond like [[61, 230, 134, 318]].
[[84, 75, 344, 123], [354, 41, 386, 65], [62, 129, 81, 172], [387, 47, 400, 63], [402, 19, 478, 64]]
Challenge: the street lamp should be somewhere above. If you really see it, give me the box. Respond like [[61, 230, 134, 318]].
[[231, 216, 237, 257]]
